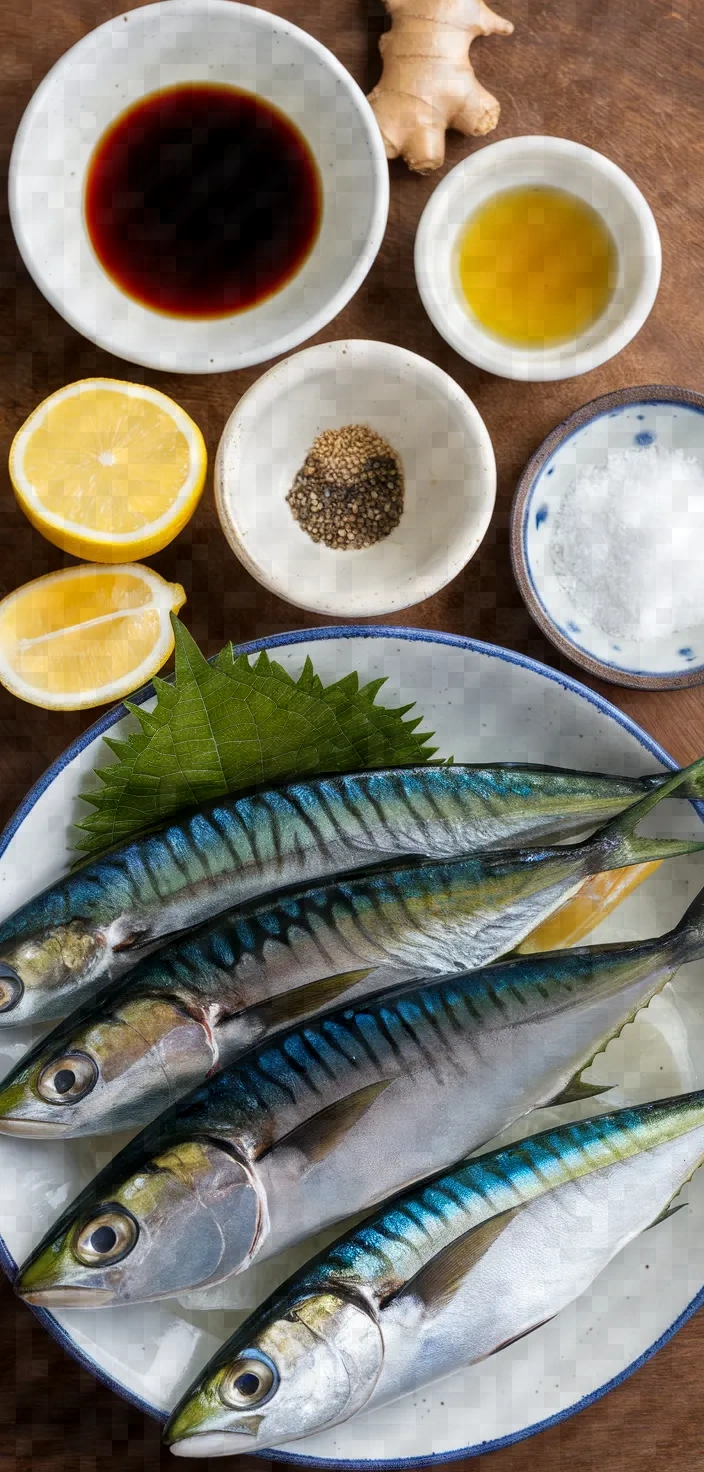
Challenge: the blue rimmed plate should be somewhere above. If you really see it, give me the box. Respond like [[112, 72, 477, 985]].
[[1, 625, 704, 1464], [511, 385, 704, 689]]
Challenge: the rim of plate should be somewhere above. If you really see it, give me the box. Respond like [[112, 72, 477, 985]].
[[1, 622, 701, 1466], [510, 384, 704, 690]]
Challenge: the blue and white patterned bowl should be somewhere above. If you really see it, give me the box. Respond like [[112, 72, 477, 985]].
[[511, 385, 704, 688]]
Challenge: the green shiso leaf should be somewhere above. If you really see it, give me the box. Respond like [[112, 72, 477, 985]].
[[74, 616, 437, 853]]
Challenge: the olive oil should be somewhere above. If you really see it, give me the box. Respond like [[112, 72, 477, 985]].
[[457, 185, 617, 347]]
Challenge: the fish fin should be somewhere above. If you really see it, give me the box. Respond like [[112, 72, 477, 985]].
[[669, 883, 704, 966], [549, 1078, 613, 1106], [647, 1201, 688, 1230], [112, 927, 152, 952], [254, 970, 374, 1031], [404, 1207, 523, 1315], [270, 1080, 393, 1166], [490, 1315, 557, 1354], [592, 758, 704, 873]]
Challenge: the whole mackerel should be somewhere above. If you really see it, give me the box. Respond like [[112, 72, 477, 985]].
[[15, 878, 704, 1305], [3, 758, 703, 1113], [162, 1089, 704, 1457], [0, 763, 692, 1026]]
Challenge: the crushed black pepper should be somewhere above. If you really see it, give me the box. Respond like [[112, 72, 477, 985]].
[[286, 424, 404, 550]]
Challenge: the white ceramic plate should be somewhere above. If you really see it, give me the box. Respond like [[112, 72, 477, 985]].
[[2, 626, 704, 1465], [8, 0, 389, 374]]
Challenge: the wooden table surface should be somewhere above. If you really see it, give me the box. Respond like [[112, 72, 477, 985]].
[[1, 0, 703, 1468]]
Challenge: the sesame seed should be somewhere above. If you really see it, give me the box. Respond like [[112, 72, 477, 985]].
[[286, 424, 405, 550]]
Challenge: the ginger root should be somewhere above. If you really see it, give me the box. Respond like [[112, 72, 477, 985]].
[[368, 0, 514, 174]]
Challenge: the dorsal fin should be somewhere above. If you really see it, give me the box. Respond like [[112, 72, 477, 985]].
[[401, 1206, 523, 1315], [253, 969, 373, 1031], [265, 1080, 393, 1166]]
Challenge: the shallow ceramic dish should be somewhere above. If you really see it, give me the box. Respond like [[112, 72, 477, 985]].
[[2, 626, 704, 1464], [511, 385, 704, 690], [415, 137, 661, 382], [215, 341, 496, 617], [8, 0, 388, 374]]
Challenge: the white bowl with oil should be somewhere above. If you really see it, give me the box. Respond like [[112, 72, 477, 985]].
[[215, 339, 496, 618], [414, 136, 662, 383]]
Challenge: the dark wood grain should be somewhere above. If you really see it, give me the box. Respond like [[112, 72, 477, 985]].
[[1, 0, 703, 1468]]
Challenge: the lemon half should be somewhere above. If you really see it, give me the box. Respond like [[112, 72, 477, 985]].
[[9, 379, 207, 563], [0, 564, 185, 710]]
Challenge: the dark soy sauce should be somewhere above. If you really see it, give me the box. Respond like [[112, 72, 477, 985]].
[[85, 84, 322, 318]]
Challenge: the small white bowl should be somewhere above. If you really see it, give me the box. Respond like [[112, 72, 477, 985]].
[[215, 340, 496, 618], [9, 0, 389, 375], [415, 136, 662, 383]]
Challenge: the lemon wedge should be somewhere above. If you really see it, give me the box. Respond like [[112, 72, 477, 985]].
[[9, 379, 207, 562], [517, 862, 663, 953], [0, 564, 185, 710]]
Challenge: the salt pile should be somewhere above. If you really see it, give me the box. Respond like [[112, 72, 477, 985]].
[[550, 444, 704, 642]]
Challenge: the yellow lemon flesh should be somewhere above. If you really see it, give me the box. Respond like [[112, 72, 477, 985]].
[[0, 564, 185, 710], [9, 379, 207, 563], [517, 863, 663, 953]]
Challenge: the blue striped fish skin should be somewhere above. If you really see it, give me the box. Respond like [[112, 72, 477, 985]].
[[162, 1091, 704, 1456], [0, 764, 678, 1026], [0, 910, 684, 1139], [13, 883, 704, 1302], [3, 759, 703, 1123]]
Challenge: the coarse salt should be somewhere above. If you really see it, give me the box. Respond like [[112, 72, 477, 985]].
[[550, 444, 704, 642]]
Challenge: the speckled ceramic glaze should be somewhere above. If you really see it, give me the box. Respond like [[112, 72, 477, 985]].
[[511, 385, 704, 689], [8, 0, 389, 373], [215, 341, 496, 618]]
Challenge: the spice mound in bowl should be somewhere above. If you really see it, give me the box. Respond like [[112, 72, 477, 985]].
[[286, 425, 404, 551], [511, 384, 704, 690], [215, 339, 496, 619]]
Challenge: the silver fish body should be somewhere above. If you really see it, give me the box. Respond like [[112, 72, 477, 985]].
[[0, 764, 684, 1026], [4, 759, 702, 1127], [163, 1090, 704, 1456], [14, 880, 704, 1304]]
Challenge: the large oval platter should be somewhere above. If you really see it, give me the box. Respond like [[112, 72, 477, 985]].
[[1, 626, 704, 1464]]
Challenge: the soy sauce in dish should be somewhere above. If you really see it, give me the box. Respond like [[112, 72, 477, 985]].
[[84, 84, 322, 319]]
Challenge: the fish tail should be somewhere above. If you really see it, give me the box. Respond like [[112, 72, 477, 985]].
[[589, 757, 704, 874], [668, 883, 704, 964], [665, 766, 704, 800]]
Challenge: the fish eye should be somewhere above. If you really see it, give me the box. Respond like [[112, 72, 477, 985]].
[[73, 1207, 139, 1266], [220, 1355, 278, 1409], [37, 1052, 98, 1105], [0, 964, 23, 1014]]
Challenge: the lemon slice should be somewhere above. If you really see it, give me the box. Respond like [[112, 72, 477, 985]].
[[517, 862, 662, 953], [9, 379, 207, 562], [0, 564, 185, 710]]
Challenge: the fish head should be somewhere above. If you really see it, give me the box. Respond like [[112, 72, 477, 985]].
[[15, 1136, 262, 1306], [0, 919, 108, 1024], [165, 1290, 384, 1457], [0, 994, 215, 1137]]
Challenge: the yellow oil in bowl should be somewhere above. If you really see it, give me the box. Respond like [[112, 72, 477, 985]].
[[456, 185, 618, 348]]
